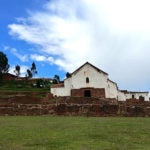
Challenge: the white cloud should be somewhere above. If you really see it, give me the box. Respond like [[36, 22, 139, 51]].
[[30, 54, 54, 63], [2, 46, 28, 62], [8, 0, 150, 91], [11, 48, 28, 62], [9, 65, 28, 77], [30, 54, 47, 61]]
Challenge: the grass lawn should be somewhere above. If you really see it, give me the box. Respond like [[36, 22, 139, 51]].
[[0, 116, 149, 150]]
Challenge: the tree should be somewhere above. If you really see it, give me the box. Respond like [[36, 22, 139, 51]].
[[0, 51, 9, 79], [31, 62, 37, 77], [66, 72, 71, 78], [14, 65, 20, 78], [53, 75, 60, 84], [26, 69, 32, 79]]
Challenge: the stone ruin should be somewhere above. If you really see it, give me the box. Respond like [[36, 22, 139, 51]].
[[0, 92, 149, 116]]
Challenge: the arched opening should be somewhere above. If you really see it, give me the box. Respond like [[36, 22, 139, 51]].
[[132, 95, 135, 99], [86, 77, 89, 83], [139, 96, 144, 101]]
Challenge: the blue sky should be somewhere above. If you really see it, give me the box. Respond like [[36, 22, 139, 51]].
[[0, 0, 150, 92], [0, 0, 63, 78]]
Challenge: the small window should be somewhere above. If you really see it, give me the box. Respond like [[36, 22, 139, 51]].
[[84, 90, 91, 97], [132, 95, 134, 99], [86, 77, 89, 83]]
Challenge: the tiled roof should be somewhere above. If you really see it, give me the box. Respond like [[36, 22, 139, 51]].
[[51, 83, 64, 88]]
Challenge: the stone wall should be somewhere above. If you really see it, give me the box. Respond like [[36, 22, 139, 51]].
[[71, 88, 105, 98], [118, 99, 150, 117], [0, 104, 118, 116], [0, 94, 150, 116], [0, 101, 149, 117]]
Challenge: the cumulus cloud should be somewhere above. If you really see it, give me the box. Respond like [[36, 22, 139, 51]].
[[30, 54, 54, 63], [8, 0, 150, 90], [9, 65, 28, 77]]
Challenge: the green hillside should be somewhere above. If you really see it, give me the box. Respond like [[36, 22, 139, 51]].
[[0, 80, 50, 92]]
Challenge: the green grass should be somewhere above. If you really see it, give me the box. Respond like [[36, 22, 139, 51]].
[[0, 116, 149, 150]]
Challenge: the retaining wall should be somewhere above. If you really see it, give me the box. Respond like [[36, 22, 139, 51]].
[[0, 94, 150, 116]]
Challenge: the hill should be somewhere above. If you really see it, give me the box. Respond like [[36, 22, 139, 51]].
[[0, 80, 50, 104]]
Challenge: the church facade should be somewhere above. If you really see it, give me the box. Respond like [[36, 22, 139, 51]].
[[51, 62, 149, 101]]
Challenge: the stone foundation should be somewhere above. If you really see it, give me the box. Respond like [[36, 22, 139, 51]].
[[0, 94, 150, 116], [0, 104, 118, 116], [71, 88, 105, 98]]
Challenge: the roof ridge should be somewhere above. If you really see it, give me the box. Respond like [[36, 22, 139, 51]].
[[71, 62, 108, 75]]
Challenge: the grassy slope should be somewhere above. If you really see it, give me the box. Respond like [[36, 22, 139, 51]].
[[0, 80, 49, 92], [0, 80, 50, 99], [0, 116, 149, 150]]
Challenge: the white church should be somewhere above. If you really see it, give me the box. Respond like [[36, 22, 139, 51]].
[[51, 62, 149, 101]]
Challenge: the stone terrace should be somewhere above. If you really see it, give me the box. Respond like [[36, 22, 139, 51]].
[[0, 93, 149, 116]]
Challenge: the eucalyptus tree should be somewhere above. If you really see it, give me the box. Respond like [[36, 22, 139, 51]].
[[53, 75, 60, 84], [31, 62, 37, 77], [26, 69, 32, 79], [0, 51, 9, 79], [14, 65, 20, 78]]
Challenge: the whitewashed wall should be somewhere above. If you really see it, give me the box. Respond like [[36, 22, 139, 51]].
[[51, 63, 118, 98], [51, 63, 149, 101], [71, 64, 108, 89], [117, 91, 126, 101], [51, 87, 67, 96], [51, 63, 109, 97], [106, 80, 118, 99], [51, 78, 72, 96], [125, 92, 149, 101]]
